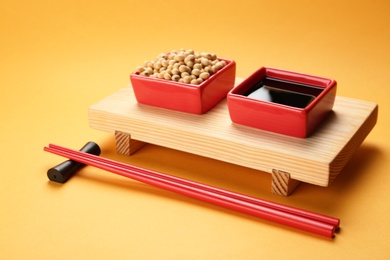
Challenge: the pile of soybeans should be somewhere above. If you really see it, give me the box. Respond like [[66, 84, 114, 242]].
[[135, 49, 227, 85]]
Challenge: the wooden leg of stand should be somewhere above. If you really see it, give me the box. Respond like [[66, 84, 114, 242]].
[[115, 131, 146, 156], [271, 169, 301, 196]]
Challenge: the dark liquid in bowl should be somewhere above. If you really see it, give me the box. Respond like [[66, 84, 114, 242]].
[[245, 77, 323, 108]]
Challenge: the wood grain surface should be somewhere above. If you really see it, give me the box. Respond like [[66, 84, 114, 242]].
[[89, 79, 378, 187]]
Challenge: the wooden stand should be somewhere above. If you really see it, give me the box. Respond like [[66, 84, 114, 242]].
[[271, 169, 301, 196], [114, 131, 146, 156], [88, 79, 378, 196]]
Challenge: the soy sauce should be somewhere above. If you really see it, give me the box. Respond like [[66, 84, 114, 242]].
[[245, 77, 323, 108]]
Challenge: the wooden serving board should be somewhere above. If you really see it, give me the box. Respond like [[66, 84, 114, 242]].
[[88, 79, 378, 196]]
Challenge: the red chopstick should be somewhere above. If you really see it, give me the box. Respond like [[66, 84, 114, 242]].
[[48, 144, 340, 229], [44, 144, 340, 238]]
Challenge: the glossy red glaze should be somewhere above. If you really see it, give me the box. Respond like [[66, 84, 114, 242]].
[[227, 67, 337, 138], [130, 58, 236, 114]]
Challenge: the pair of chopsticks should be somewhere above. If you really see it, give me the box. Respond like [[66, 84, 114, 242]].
[[44, 143, 340, 238]]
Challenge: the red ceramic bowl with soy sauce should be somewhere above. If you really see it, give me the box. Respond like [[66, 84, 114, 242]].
[[227, 67, 337, 138], [130, 58, 236, 114]]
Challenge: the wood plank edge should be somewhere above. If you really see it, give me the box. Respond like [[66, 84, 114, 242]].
[[328, 103, 378, 185]]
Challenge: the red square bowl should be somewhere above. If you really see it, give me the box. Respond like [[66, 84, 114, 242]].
[[130, 58, 236, 114], [227, 67, 337, 138]]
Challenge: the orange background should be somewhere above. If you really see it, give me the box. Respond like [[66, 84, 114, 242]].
[[1, 0, 389, 258]]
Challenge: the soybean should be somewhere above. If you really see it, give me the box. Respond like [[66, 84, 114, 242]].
[[135, 49, 227, 85], [199, 72, 210, 80]]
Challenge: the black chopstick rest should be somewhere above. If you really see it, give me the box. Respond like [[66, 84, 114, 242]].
[[47, 142, 101, 183]]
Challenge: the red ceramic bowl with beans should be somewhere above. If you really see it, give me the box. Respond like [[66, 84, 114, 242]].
[[227, 67, 337, 138], [130, 58, 236, 114]]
